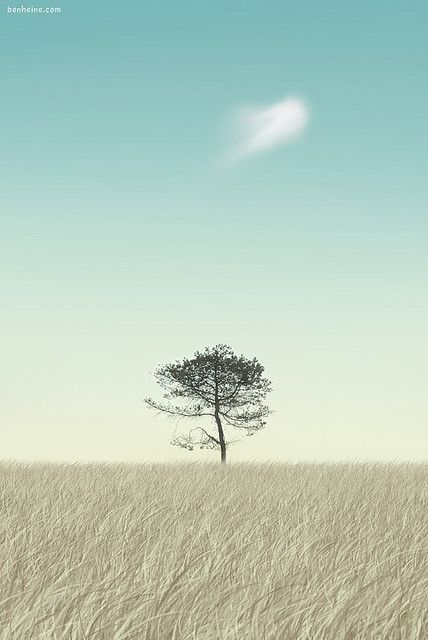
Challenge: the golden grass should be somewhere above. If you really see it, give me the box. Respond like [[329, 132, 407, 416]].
[[1, 460, 427, 639]]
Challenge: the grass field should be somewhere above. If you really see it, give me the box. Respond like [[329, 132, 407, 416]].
[[1, 460, 427, 639]]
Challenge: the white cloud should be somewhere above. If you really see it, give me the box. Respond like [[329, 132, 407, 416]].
[[227, 96, 309, 163]]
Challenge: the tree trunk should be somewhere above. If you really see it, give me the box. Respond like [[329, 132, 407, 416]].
[[214, 404, 226, 464], [214, 357, 226, 464]]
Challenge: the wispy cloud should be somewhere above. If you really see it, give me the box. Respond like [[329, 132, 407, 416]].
[[226, 96, 309, 164]]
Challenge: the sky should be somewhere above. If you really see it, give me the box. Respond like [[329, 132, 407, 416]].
[[1, 1, 427, 463]]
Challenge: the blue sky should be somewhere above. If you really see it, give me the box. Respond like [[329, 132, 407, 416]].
[[1, 1, 427, 462]]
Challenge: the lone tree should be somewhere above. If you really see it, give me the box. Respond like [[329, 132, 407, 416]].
[[145, 344, 272, 464]]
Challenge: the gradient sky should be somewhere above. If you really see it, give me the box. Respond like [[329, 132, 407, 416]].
[[1, 1, 427, 463]]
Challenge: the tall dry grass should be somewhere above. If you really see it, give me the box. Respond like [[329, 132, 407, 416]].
[[0, 460, 427, 639]]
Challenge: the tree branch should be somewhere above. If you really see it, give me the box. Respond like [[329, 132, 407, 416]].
[[145, 398, 214, 419]]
